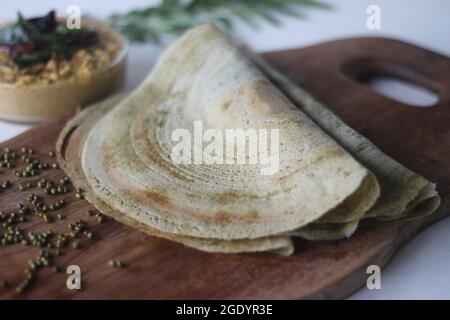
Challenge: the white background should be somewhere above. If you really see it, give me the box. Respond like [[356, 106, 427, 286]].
[[0, 0, 449, 299]]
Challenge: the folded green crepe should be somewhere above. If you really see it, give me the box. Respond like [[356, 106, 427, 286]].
[[56, 24, 439, 255]]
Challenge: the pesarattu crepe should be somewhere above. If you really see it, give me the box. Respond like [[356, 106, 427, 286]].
[[56, 24, 439, 255]]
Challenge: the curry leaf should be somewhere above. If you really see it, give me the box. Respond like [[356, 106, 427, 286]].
[[109, 0, 331, 43]]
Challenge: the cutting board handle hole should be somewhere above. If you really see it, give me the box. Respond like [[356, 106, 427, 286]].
[[342, 58, 440, 108], [361, 75, 438, 108]]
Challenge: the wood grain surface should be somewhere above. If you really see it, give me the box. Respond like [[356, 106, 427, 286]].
[[0, 37, 449, 300]]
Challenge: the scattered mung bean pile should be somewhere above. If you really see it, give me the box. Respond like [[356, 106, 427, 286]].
[[0, 146, 125, 294]]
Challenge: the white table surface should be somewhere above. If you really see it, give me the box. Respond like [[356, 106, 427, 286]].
[[0, 0, 449, 299]]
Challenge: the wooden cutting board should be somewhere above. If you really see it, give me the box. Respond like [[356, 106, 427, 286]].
[[1, 37, 449, 300]]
